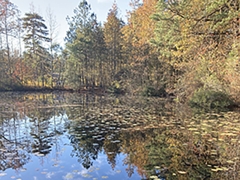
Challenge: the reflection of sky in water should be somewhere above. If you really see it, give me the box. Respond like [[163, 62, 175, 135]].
[[0, 114, 141, 180], [2, 93, 240, 180]]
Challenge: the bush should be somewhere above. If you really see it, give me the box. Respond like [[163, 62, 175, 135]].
[[189, 88, 234, 111]]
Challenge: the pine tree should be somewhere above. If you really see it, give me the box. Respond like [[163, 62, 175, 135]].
[[65, 0, 101, 89], [22, 12, 50, 87]]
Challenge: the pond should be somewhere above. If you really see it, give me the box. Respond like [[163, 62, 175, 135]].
[[0, 92, 240, 180]]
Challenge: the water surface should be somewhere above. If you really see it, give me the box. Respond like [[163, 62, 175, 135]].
[[0, 92, 240, 180]]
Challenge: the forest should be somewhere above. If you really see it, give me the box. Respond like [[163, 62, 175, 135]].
[[0, 0, 239, 110]]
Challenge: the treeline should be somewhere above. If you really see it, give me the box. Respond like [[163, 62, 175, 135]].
[[0, 0, 64, 90], [0, 0, 239, 107]]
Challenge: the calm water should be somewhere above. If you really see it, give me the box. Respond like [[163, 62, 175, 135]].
[[0, 92, 240, 180]]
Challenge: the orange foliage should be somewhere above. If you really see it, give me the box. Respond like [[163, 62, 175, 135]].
[[122, 0, 158, 63]]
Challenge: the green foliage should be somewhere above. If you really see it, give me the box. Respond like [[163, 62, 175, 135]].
[[22, 12, 51, 87], [189, 88, 234, 111], [65, 0, 107, 90], [1, 0, 239, 106]]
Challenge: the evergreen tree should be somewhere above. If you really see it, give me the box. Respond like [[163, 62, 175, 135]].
[[65, 0, 105, 90], [22, 12, 50, 87]]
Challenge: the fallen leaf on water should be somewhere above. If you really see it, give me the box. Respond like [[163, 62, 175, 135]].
[[226, 160, 234, 164], [188, 128, 198, 131], [211, 168, 218, 172], [149, 175, 159, 179], [178, 171, 187, 174]]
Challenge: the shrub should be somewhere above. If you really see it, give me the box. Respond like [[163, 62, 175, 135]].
[[189, 88, 234, 111]]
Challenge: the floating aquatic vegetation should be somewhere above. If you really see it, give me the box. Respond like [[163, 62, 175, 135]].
[[149, 175, 159, 179], [1, 92, 240, 180], [177, 171, 187, 175]]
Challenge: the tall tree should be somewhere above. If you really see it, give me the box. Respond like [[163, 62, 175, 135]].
[[91, 23, 107, 88], [152, 0, 240, 100], [22, 12, 50, 87], [121, 0, 166, 95], [0, 0, 21, 86], [46, 7, 60, 88], [103, 2, 124, 84], [65, 0, 103, 90]]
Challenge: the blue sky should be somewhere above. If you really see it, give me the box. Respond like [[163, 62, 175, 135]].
[[11, 0, 131, 44]]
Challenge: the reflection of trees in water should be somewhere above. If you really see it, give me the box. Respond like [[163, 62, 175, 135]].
[[0, 93, 69, 171], [68, 116, 106, 169], [103, 133, 121, 169], [120, 127, 214, 179], [0, 134, 30, 171], [0, 116, 31, 171], [66, 94, 123, 169], [68, 123, 122, 170], [30, 117, 53, 155], [29, 110, 69, 156], [119, 118, 240, 180], [0, 92, 74, 171], [0, 92, 175, 177], [66, 94, 170, 176], [69, 134, 101, 169], [1, 92, 239, 179]]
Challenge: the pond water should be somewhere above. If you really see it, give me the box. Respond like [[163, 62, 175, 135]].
[[0, 92, 240, 180]]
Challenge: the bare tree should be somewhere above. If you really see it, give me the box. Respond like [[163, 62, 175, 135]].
[[46, 6, 60, 88], [0, 0, 20, 86]]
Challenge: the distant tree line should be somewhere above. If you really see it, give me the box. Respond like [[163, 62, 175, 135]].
[[0, 0, 239, 107]]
